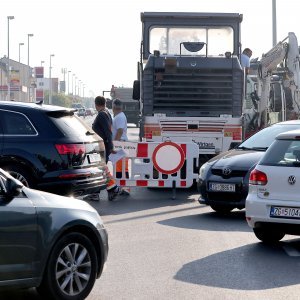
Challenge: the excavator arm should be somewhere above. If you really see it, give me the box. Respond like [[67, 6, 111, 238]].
[[256, 32, 300, 127]]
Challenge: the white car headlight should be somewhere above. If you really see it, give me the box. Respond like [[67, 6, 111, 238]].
[[199, 162, 211, 180]]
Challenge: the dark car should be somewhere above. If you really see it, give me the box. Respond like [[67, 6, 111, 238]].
[[0, 168, 108, 299], [0, 101, 106, 197], [198, 120, 300, 213]]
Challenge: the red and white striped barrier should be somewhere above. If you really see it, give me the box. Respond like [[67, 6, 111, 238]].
[[110, 141, 199, 188]]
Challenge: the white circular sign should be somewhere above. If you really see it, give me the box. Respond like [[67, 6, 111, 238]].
[[152, 142, 185, 174]]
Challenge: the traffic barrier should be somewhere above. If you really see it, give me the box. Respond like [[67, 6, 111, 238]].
[[110, 141, 199, 190]]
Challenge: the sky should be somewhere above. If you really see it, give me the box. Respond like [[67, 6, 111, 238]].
[[0, 0, 297, 98]]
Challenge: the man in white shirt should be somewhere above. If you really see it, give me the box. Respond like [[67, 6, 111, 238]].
[[112, 99, 128, 142], [112, 99, 130, 195], [241, 48, 253, 75]]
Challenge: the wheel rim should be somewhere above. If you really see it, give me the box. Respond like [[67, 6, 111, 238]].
[[56, 242, 92, 296], [9, 171, 29, 187]]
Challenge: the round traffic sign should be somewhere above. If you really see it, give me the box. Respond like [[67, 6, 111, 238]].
[[152, 141, 185, 174]]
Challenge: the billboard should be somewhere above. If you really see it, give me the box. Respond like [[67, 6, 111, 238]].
[[35, 67, 44, 78]]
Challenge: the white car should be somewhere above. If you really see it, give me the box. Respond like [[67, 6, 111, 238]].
[[246, 128, 300, 243]]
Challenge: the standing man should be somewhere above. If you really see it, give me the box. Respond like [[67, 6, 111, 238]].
[[241, 48, 253, 75], [92, 96, 120, 200], [112, 99, 130, 195], [93, 96, 113, 163]]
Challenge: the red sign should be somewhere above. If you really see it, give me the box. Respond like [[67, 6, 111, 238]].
[[35, 67, 44, 78], [36, 89, 44, 101]]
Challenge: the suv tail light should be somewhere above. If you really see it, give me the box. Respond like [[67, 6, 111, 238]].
[[249, 169, 268, 185], [55, 144, 86, 155]]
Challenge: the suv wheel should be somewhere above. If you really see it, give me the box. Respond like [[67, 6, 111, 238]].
[[210, 204, 233, 214], [37, 232, 98, 300], [3, 165, 35, 188], [253, 228, 285, 243]]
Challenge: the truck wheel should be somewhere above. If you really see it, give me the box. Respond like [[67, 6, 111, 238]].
[[210, 204, 233, 214], [37, 232, 98, 300], [253, 228, 285, 244], [2, 165, 35, 188]]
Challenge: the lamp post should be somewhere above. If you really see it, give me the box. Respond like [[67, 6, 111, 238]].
[[19, 42, 24, 63], [7, 16, 15, 101], [49, 54, 55, 104], [27, 33, 34, 101], [272, 0, 277, 46], [41, 60, 45, 66], [72, 74, 75, 102], [68, 70, 71, 95]]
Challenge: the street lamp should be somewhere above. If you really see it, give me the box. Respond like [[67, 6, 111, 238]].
[[19, 42, 24, 63], [7, 16, 15, 101], [41, 60, 45, 66], [49, 54, 55, 104], [27, 33, 34, 101], [72, 74, 75, 102], [68, 70, 71, 95]]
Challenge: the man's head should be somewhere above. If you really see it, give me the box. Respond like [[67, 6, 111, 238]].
[[94, 96, 106, 111], [243, 48, 253, 58], [112, 99, 123, 115]]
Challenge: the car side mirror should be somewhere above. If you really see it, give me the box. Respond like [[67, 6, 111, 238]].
[[0, 176, 23, 201], [132, 80, 140, 100]]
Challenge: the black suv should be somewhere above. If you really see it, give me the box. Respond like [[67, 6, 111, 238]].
[[0, 101, 107, 197]]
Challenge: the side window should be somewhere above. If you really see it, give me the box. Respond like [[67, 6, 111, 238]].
[[2, 111, 37, 135]]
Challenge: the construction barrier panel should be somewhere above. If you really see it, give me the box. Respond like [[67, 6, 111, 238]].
[[109, 141, 199, 188]]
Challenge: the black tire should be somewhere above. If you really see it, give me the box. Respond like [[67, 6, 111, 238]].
[[3, 164, 35, 188], [253, 228, 285, 244], [37, 232, 98, 300], [210, 204, 233, 214]]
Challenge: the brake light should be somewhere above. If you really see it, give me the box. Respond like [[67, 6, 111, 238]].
[[55, 144, 86, 155], [249, 169, 268, 185]]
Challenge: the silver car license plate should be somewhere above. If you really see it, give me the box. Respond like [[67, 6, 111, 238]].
[[209, 182, 235, 192]]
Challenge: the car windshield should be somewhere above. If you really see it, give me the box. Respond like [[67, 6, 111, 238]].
[[239, 124, 300, 150]]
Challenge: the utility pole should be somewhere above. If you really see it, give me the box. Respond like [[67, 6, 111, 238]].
[[272, 0, 277, 46]]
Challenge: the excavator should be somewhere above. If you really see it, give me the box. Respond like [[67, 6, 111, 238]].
[[244, 32, 300, 137]]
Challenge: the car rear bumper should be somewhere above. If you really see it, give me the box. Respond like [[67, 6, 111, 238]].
[[37, 178, 107, 197], [246, 194, 300, 229]]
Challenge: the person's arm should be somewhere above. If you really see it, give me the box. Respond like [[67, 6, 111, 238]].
[[114, 128, 123, 141]]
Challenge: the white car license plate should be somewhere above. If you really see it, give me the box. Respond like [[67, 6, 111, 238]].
[[88, 153, 101, 163], [209, 183, 235, 192], [270, 206, 300, 219]]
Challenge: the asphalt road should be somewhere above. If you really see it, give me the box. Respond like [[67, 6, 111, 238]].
[[3, 118, 300, 299]]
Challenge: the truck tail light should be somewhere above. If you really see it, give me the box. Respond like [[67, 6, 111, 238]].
[[55, 144, 86, 155], [249, 169, 268, 185], [144, 125, 161, 139]]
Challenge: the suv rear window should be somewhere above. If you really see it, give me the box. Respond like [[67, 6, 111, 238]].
[[49, 112, 93, 137], [260, 139, 300, 167]]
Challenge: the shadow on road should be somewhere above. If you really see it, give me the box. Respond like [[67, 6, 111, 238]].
[[174, 240, 300, 290], [87, 186, 200, 217], [158, 210, 251, 232]]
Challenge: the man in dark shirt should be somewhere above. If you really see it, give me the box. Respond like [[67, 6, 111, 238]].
[[92, 96, 113, 163], [92, 96, 120, 200]]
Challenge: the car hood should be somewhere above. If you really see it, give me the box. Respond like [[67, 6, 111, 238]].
[[210, 149, 266, 169], [22, 186, 97, 213]]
